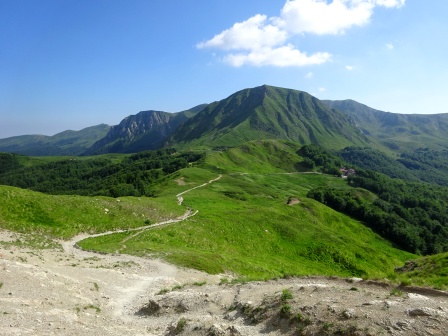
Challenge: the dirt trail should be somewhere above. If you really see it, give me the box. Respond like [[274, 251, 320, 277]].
[[63, 174, 222, 256]]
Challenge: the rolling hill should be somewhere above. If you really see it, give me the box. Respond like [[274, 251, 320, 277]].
[[323, 99, 448, 151], [0, 124, 110, 156]]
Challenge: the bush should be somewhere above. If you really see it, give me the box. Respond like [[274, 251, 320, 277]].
[[280, 304, 291, 317], [175, 317, 187, 334], [281, 288, 293, 301]]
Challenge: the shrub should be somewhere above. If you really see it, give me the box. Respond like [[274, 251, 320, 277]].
[[175, 317, 187, 334], [280, 304, 292, 317], [281, 288, 293, 301]]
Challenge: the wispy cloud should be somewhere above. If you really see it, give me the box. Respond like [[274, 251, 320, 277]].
[[386, 42, 394, 50], [197, 0, 405, 67], [305, 71, 313, 79], [345, 65, 354, 71]]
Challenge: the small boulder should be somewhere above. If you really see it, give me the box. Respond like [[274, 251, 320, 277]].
[[135, 300, 160, 316], [407, 307, 436, 317], [342, 309, 356, 319]]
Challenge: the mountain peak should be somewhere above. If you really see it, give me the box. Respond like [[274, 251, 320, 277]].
[[168, 85, 368, 149]]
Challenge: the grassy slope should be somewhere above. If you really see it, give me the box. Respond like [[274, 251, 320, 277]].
[[79, 143, 414, 281], [79, 167, 412, 280], [0, 185, 183, 239], [203, 140, 304, 174], [396, 253, 448, 289], [323, 99, 448, 151], [1, 141, 434, 285]]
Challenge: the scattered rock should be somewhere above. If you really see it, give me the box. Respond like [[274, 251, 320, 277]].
[[208, 324, 225, 336], [135, 300, 160, 316], [286, 197, 301, 205], [395, 320, 411, 330], [407, 307, 437, 317], [342, 308, 356, 319], [348, 277, 363, 283]]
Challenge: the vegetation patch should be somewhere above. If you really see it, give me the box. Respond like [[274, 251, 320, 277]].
[[78, 162, 413, 281], [395, 252, 448, 289]]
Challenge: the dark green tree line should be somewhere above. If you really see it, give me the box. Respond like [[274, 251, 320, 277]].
[[0, 149, 204, 198]]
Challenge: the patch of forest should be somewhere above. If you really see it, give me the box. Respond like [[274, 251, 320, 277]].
[[338, 147, 448, 187], [301, 145, 448, 255], [0, 149, 203, 197]]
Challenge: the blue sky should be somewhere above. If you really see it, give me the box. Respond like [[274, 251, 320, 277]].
[[1, 0, 447, 138]]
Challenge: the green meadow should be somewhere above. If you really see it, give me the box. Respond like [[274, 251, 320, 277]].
[[79, 165, 414, 281], [4, 140, 447, 287], [0, 185, 183, 239]]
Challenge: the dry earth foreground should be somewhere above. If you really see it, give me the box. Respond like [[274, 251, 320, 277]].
[[1, 229, 448, 336]]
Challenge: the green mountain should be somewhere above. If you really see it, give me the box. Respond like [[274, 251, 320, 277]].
[[168, 85, 370, 150], [323, 99, 448, 151], [4, 85, 448, 157], [84, 105, 206, 155], [0, 124, 110, 156]]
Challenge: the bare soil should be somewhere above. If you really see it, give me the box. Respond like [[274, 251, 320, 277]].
[[1, 229, 448, 336]]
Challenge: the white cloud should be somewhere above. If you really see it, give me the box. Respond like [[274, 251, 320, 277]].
[[318, 87, 326, 92], [386, 42, 394, 49], [196, 14, 287, 51], [345, 65, 354, 70], [305, 71, 313, 78], [224, 45, 331, 67], [197, 0, 405, 67], [277, 0, 405, 35], [277, 0, 374, 35]]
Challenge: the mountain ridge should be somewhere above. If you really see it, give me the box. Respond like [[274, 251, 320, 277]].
[[0, 124, 110, 156], [2, 85, 448, 155], [322, 99, 448, 151]]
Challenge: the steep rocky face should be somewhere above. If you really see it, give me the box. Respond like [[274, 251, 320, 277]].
[[84, 110, 194, 154]]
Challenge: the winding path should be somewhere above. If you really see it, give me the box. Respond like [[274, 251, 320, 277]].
[[55, 174, 223, 322], [62, 174, 222, 255]]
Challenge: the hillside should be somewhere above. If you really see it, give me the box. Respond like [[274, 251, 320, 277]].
[[323, 99, 448, 151], [0, 141, 414, 280], [0, 124, 110, 156], [168, 85, 371, 150], [0, 148, 204, 197]]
